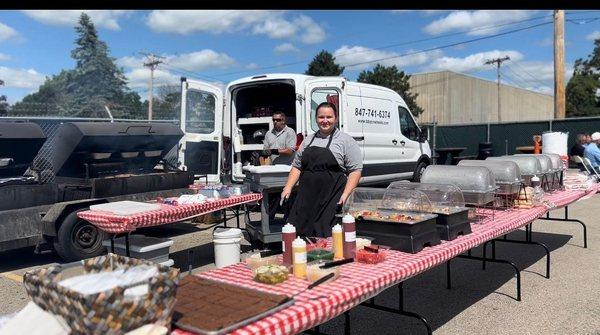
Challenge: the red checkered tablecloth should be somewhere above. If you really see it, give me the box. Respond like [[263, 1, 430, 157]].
[[173, 205, 561, 335], [77, 193, 262, 234]]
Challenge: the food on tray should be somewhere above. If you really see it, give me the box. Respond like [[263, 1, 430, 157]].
[[253, 264, 289, 285], [355, 237, 372, 250], [306, 260, 340, 283], [173, 276, 290, 332], [514, 187, 534, 208], [307, 249, 334, 262], [356, 245, 387, 264], [244, 253, 279, 270], [352, 210, 423, 223], [305, 238, 329, 251]]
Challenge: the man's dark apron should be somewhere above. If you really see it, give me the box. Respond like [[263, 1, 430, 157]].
[[288, 129, 347, 237]]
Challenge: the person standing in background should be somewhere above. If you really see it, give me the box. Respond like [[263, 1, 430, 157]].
[[260, 111, 296, 165]]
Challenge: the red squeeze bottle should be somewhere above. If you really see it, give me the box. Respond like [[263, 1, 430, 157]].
[[342, 214, 356, 259], [281, 223, 296, 266]]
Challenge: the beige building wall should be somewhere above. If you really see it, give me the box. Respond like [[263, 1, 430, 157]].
[[408, 71, 554, 125]]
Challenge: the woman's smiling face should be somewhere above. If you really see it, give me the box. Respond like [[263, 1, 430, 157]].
[[316, 106, 337, 134]]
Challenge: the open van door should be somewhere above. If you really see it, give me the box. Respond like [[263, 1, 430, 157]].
[[179, 78, 224, 184], [304, 77, 358, 139]]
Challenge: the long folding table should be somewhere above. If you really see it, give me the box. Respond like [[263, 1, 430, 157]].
[[173, 185, 598, 335]]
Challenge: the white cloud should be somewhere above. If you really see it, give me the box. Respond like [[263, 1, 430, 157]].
[[252, 16, 298, 39], [333, 45, 443, 71], [586, 31, 600, 41], [0, 53, 10, 61], [426, 50, 524, 73], [117, 49, 235, 89], [424, 10, 533, 36], [146, 10, 326, 44], [510, 61, 574, 84], [294, 15, 325, 44], [22, 10, 131, 30], [274, 43, 299, 54], [167, 50, 236, 72], [0, 22, 19, 42], [124, 67, 179, 89], [246, 63, 259, 70], [538, 37, 553, 47], [0, 66, 46, 89]]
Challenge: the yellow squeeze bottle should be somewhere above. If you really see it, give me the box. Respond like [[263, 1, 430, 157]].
[[292, 237, 307, 279], [332, 224, 344, 260]]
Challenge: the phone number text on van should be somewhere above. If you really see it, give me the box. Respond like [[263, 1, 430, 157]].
[[355, 108, 391, 119]]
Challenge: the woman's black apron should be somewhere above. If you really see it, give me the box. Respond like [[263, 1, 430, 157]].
[[288, 129, 347, 237]]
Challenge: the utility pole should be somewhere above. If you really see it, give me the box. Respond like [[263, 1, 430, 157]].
[[142, 53, 164, 121], [484, 56, 510, 141], [554, 10, 565, 119]]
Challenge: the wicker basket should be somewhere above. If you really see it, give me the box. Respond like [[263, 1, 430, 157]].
[[23, 253, 179, 335]]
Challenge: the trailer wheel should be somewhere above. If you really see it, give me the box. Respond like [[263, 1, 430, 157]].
[[54, 209, 107, 261]]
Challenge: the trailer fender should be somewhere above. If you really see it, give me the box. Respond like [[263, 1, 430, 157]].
[[42, 198, 108, 236]]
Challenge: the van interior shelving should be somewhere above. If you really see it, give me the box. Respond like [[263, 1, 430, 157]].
[[231, 81, 297, 166]]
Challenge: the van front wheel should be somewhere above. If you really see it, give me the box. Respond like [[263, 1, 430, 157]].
[[412, 161, 428, 182]]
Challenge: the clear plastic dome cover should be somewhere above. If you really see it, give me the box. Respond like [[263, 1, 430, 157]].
[[345, 187, 436, 224], [385, 181, 466, 214], [457, 159, 521, 183], [345, 187, 432, 215], [421, 165, 496, 192], [486, 156, 542, 176], [514, 154, 553, 173]]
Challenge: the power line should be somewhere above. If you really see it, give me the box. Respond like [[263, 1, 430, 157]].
[[211, 18, 555, 79], [505, 63, 553, 87]]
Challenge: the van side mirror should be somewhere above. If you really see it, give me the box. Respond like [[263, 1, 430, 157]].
[[418, 131, 428, 143]]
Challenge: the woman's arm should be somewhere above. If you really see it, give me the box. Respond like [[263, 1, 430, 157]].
[[338, 169, 361, 205], [281, 166, 302, 200]]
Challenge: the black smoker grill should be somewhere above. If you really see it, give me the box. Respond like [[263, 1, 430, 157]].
[[50, 122, 194, 200], [0, 122, 60, 211]]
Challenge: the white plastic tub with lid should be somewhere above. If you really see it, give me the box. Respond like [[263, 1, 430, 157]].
[[213, 228, 243, 268]]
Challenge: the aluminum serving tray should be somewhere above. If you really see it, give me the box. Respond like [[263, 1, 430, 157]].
[[359, 209, 438, 225], [495, 181, 522, 195], [174, 290, 295, 335], [461, 189, 497, 206]]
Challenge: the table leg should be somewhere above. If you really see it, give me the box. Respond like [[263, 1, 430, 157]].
[[110, 235, 115, 253], [456, 254, 521, 301], [125, 233, 131, 257], [537, 206, 588, 248]]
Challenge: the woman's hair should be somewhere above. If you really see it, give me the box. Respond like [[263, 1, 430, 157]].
[[315, 101, 338, 119]]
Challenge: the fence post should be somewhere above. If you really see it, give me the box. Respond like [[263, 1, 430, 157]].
[[549, 119, 553, 131], [432, 121, 437, 165]]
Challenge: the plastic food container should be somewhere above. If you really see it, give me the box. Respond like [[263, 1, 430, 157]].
[[458, 160, 522, 195], [244, 252, 279, 270], [356, 247, 387, 264], [355, 237, 372, 250], [306, 260, 340, 284], [486, 156, 542, 187], [307, 249, 334, 262], [421, 165, 497, 205], [253, 264, 289, 285]]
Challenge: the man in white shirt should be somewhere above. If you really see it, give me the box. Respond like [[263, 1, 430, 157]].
[[260, 111, 297, 165]]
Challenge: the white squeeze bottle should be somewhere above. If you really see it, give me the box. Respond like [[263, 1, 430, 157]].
[[342, 213, 356, 259]]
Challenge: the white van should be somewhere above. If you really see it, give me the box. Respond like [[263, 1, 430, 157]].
[[178, 73, 432, 184]]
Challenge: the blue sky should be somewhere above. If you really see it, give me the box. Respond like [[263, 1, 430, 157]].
[[1, 10, 600, 104]]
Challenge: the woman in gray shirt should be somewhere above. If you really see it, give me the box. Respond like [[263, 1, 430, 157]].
[[281, 102, 362, 237]]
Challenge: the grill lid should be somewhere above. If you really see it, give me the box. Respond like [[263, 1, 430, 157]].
[[51, 122, 183, 179], [0, 122, 46, 177]]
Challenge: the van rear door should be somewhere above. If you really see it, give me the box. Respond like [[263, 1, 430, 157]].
[[304, 78, 363, 142], [179, 79, 224, 183]]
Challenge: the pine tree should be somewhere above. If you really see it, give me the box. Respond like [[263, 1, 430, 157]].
[[357, 64, 424, 116], [70, 13, 133, 117], [305, 50, 345, 76]]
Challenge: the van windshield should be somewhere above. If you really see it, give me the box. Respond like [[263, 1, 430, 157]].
[[186, 89, 216, 134]]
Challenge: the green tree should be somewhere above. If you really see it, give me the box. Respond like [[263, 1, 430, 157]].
[[12, 13, 142, 118], [0, 79, 8, 116], [357, 64, 424, 117], [566, 39, 600, 117], [305, 50, 345, 76]]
